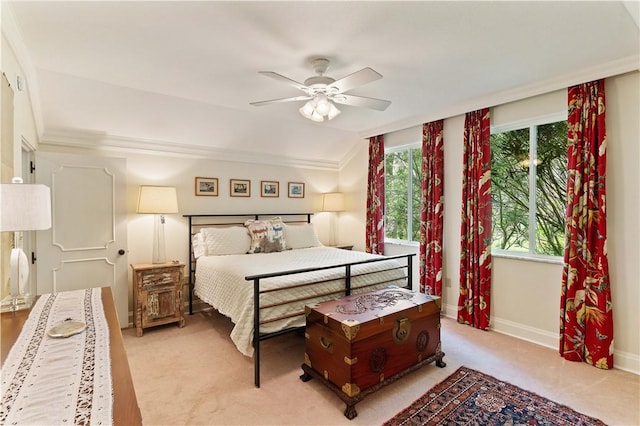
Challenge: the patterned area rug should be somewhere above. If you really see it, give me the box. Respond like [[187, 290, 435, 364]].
[[383, 366, 606, 426]]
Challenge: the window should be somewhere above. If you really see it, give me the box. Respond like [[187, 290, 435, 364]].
[[385, 145, 422, 243], [491, 118, 568, 257]]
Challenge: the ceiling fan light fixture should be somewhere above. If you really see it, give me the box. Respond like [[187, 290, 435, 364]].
[[299, 94, 341, 122], [315, 94, 331, 116], [310, 110, 325, 122], [254, 58, 390, 119], [327, 102, 341, 120], [299, 100, 316, 119]]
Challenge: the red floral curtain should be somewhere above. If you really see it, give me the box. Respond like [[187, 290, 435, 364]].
[[560, 79, 613, 369], [419, 120, 445, 296], [366, 135, 385, 255], [457, 108, 492, 330]]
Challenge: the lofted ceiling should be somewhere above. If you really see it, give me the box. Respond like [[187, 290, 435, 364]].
[[4, 1, 639, 169]]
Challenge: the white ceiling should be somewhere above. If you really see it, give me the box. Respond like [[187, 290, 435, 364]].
[[4, 1, 639, 169]]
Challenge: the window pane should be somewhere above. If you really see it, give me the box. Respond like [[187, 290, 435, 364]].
[[491, 128, 530, 252], [385, 150, 409, 240], [534, 121, 567, 256], [411, 148, 422, 241]]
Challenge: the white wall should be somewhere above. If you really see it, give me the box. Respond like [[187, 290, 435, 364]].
[[123, 152, 340, 267], [340, 71, 640, 374], [338, 142, 369, 251], [1, 30, 40, 172]]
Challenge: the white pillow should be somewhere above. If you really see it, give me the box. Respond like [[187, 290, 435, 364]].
[[192, 232, 207, 259], [284, 223, 322, 249], [200, 226, 251, 256]]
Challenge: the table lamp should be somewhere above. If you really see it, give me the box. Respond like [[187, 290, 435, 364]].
[[0, 177, 52, 312], [136, 185, 178, 264], [321, 192, 345, 246]]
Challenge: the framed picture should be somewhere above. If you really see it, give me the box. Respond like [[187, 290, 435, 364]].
[[195, 177, 218, 196], [260, 180, 279, 198], [288, 182, 305, 198], [230, 179, 251, 197]]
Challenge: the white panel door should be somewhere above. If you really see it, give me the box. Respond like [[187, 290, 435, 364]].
[[36, 152, 128, 327]]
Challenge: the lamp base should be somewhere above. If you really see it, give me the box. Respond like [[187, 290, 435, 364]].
[[151, 214, 167, 264], [1, 294, 35, 313]]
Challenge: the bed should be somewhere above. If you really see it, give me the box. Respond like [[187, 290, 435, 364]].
[[183, 213, 415, 387]]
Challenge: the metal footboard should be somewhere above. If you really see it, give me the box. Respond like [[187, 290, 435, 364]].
[[246, 253, 415, 387]]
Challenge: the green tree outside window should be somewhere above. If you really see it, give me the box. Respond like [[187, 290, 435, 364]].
[[491, 120, 567, 256]]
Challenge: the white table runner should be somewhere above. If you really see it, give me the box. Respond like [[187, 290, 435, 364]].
[[1, 288, 113, 425]]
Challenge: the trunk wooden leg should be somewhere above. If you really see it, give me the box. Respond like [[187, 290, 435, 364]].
[[344, 404, 357, 420], [300, 372, 312, 382]]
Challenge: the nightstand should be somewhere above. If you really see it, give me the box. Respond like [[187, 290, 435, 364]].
[[130, 262, 185, 337]]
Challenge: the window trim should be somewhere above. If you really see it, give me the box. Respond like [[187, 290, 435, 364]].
[[384, 142, 421, 244], [492, 248, 564, 265], [490, 112, 567, 261]]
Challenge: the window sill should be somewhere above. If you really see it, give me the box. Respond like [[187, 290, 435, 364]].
[[491, 250, 563, 265], [384, 239, 420, 248]]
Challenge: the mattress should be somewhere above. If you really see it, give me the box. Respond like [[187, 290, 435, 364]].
[[194, 246, 408, 356]]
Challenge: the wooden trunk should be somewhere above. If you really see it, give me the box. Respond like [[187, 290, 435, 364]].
[[304, 287, 442, 399]]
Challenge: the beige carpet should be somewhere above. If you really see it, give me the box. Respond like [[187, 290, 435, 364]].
[[122, 310, 639, 426]]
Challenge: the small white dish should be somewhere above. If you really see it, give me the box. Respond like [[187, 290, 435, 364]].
[[47, 319, 86, 338]]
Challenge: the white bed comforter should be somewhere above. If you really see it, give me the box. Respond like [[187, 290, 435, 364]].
[[194, 246, 408, 356]]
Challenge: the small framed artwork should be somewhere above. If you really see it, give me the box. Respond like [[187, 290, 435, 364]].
[[288, 182, 305, 198], [261, 180, 279, 198], [195, 177, 218, 196], [230, 179, 251, 197]]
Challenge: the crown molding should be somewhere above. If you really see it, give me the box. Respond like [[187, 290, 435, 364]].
[[40, 129, 341, 171], [338, 137, 368, 171], [361, 55, 640, 139]]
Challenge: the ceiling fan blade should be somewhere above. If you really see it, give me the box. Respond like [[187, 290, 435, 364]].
[[250, 95, 312, 106], [328, 67, 382, 93], [258, 71, 309, 92], [332, 94, 391, 111]]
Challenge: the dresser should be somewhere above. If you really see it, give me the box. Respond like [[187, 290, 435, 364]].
[[131, 262, 185, 336], [0, 287, 142, 425]]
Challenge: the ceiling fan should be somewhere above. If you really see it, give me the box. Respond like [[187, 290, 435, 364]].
[[250, 58, 391, 122]]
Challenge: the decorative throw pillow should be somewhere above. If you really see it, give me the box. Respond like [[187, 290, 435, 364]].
[[283, 223, 322, 249], [200, 226, 251, 256], [244, 217, 286, 253]]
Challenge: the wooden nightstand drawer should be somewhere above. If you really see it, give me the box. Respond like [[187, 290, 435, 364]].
[[131, 262, 185, 336], [140, 270, 181, 289]]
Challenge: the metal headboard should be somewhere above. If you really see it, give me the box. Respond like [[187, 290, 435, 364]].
[[181, 213, 313, 313]]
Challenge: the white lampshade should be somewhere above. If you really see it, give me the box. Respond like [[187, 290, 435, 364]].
[[0, 181, 52, 231], [321, 192, 345, 212], [0, 178, 52, 309], [136, 186, 178, 214]]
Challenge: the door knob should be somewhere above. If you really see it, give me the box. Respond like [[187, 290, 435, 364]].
[[118, 249, 126, 255]]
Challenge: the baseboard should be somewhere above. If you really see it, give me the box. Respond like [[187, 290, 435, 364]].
[[442, 302, 639, 375], [490, 317, 558, 350]]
